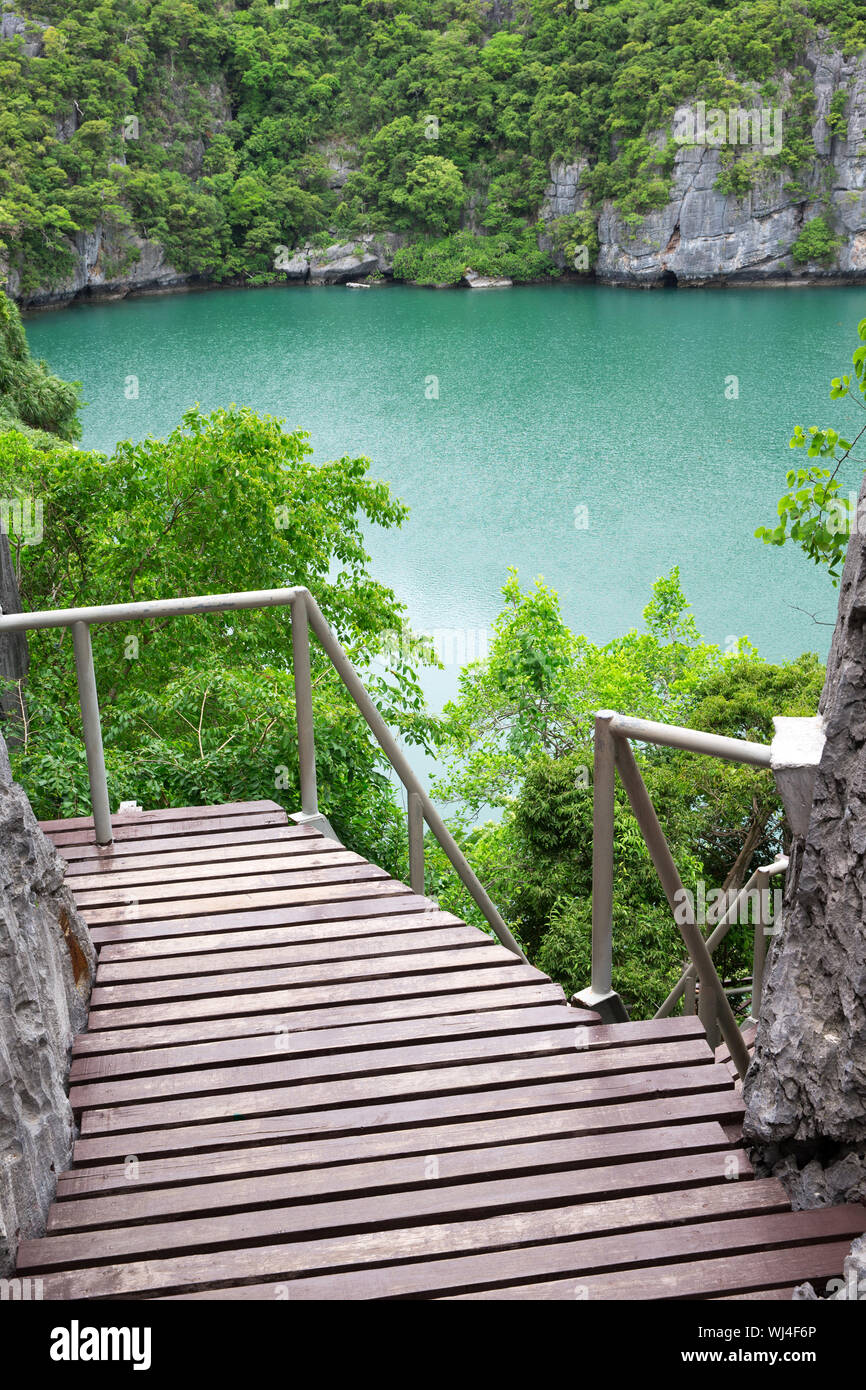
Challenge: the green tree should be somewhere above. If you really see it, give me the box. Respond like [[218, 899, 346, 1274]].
[[0, 292, 81, 440], [425, 567, 822, 1017], [757, 316, 866, 582], [404, 155, 465, 233], [0, 406, 439, 870], [790, 214, 842, 265]]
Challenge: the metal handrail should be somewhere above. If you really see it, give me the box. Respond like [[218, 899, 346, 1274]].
[[576, 709, 785, 1080], [654, 854, 788, 1022], [608, 714, 772, 767], [0, 586, 527, 961]]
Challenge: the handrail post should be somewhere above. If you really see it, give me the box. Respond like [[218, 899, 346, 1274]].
[[302, 591, 527, 960], [750, 866, 771, 1023], [683, 971, 697, 1016], [613, 736, 752, 1080], [575, 711, 629, 1021], [697, 975, 721, 1052], [290, 593, 319, 820], [71, 621, 112, 846], [408, 790, 425, 895]]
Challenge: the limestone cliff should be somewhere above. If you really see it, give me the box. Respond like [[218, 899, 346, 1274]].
[[0, 732, 95, 1275], [542, 41, 866, 287], [7, 25, 866, 302]]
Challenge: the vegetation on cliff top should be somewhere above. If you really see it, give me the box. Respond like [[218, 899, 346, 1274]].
[[1, 0, 864, 294]]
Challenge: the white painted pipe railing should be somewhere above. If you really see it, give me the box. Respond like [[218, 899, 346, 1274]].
[[654, 855, 789, 1024], [0, 586, 527, 962], [576, 709, 787, 1080]]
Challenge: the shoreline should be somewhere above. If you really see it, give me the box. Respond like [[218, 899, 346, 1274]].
[[17, 267, 866, 317]]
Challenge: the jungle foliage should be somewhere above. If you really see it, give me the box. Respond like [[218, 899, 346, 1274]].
[[1, 0, 862, 291], [758, 317, 866, 583], [0, 293, 81, 439], [0, 401, 440, 870], [422, 570, 823, 1017]]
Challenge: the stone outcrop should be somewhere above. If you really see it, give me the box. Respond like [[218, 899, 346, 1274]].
[[312, 140, 359, 191], [0, 732, 95, 1274], [464, 269, 512, 288], [744, 470, 866, 1226], [277, 233, 402, 284], [1, 10, 45, 59]]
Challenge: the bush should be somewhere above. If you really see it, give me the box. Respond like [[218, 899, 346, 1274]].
[[0, 293, 81, 440], [393, 229, 555, 286], [791, 215, 843, 264]]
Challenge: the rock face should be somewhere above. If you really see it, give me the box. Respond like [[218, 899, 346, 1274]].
[[1, 10, 45, 59], [312, 140, 359, 191], [743, 471, 866, 1197], [5, 62, 233, 309], [0, 732, 95, 1274], [541, 40, 866, 286], [5, 224, 193, 310]]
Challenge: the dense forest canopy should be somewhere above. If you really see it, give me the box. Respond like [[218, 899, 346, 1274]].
[[1, 0, 865, 292]]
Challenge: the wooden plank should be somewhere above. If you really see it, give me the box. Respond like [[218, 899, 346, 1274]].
[[70, 1066, 742, 1164], [68, 1008, 670, 1086], [54, 824, 320, 867], [49, 1128, 737, 1230], [449, 1238, 857, 1301], [74, 1064, 735, 1159], [83, 960, 542, 1033], [87, 942, 522, 1013], [79, 864, 394, 926], [70, 848, 363, 895], [73, 858, 382, 909], [93, 923, 492, 983], [56, 1114, 730, 1200], [69, 1030, 710, 1113], [159, 1210, 866, 1303], [71, 981, 569, 1055], [85, 892, 439, 947], [40, 800, 287, 833], [21, 1169, 770, 1273], [95, 908, 471, 961], [709, 1286, 801, 1300], [62, 834, 345, 878], [20, 1182, 792, 1296], [77, 1043, 716, 1133], [47, 807, 290, 848]]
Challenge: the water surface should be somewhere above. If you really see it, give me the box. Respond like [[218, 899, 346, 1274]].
[[28, 283, 860, 706]]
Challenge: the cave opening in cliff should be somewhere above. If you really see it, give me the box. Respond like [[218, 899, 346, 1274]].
[[660, 270, 678, 287]]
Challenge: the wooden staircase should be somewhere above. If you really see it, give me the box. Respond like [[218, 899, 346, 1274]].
[[15, 800, 865, 1300]]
